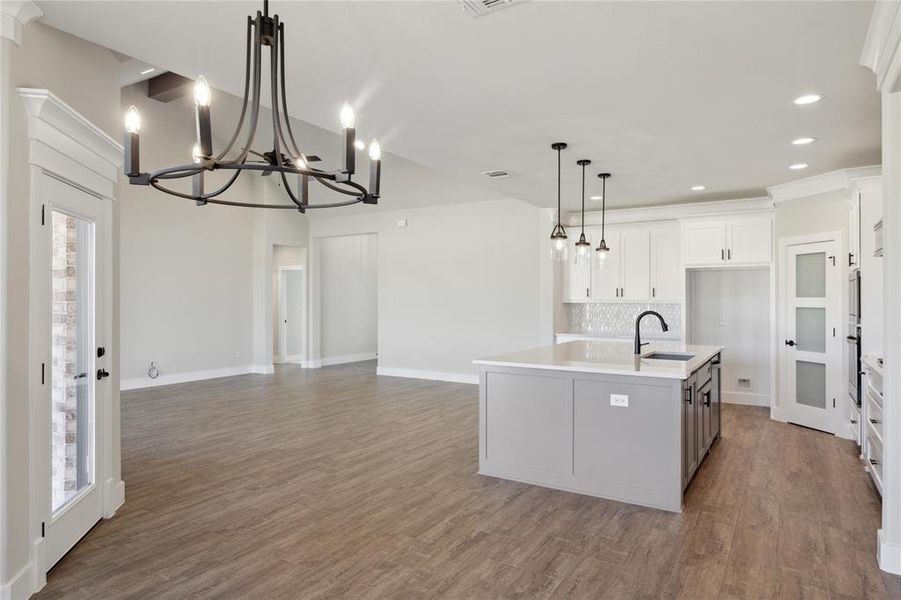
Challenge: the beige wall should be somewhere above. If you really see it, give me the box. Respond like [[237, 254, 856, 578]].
[[2, 21, 122, 588]]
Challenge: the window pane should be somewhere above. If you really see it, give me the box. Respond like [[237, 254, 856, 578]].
[[51, 211, 94, 513], [796, 308, 826, 353], [796, 360, 826, 409], [796, 252, 826, 298]]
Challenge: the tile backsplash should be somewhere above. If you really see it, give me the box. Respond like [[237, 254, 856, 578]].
[[564, 303, 682, 339]]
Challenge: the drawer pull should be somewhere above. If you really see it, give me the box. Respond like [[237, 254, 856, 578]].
[[869, 458, 880, 466], [870, 418, 880, 425], [850, 419, 857, 424]]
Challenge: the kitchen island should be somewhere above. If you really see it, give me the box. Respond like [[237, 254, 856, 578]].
[[473, 340, 723, 512]]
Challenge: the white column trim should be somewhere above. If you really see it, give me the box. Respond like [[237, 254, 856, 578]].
[[0, 1, 42, 46], [861, 0, 901, 93]]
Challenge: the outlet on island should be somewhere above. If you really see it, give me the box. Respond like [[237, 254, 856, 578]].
[[610, 394, 629, 408]]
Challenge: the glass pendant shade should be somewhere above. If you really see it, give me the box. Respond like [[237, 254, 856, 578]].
[[575, 233, 591, 267], [596, 238, 610, 268]]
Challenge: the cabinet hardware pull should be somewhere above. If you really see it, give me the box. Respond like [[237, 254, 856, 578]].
[[704, 391, 711, 407], [652, 287, 656, 298], [721, 249, 724, 260], [869, 418, 880, 424], [850, 419, 857, 424], [586, 287, 589, 298], [727, 248, 731, 260], [869, 458, 880, 466]]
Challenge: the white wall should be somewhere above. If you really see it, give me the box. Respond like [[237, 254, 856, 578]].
[[308, 198, 554, 382], [318, 234, 378, 363], [688, 269, 771, 406], [2, 20, 123, 594]]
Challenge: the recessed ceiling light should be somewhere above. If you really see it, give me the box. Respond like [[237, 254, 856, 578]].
[[139, 67, 156, 75], [691, 185, 706, 191], [793, 94, 823, 105], [590, 195, 603, 201], [789, 163, 808, 170], [792, 137, 816, 145], [354, 140, 365, 150]]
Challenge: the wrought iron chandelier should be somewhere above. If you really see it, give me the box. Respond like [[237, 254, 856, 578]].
[[122, 0, 381, 212]]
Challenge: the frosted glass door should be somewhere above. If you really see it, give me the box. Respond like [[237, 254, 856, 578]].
[[783, 241, 840, 433]]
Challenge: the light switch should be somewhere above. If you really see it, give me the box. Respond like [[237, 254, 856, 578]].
[[396, 219, 407, 228], [610, 394, 629, 407]]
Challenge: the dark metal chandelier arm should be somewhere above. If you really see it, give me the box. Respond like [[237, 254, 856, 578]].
[[232, 11, 264, 165], [215, 16, 253, 161], [277, 22, 304, 159], [312, 175, 368, 197]]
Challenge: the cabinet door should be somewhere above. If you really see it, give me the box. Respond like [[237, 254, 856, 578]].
[[650, 224, 682, 301], [727, 218, 772, 264], [699, 379, 712, 455], [563, 245, 591, 302], [592, 230, 621, 301], [620, 228, 651, 300], [682, 379, 698, 488], [682, 220, 727, 266]]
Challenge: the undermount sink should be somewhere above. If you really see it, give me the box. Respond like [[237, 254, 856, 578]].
[[644, 352, 695, 362]]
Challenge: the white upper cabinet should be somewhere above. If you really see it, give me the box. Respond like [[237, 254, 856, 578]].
[[849, 192, 861, 270], [727, 218, 772, 265], [682, 220, 727, 266], [650, 223, 683, 301], [563, 227, 592, 302], [619, 228, 650, 300], [682, 216, 772, 267]]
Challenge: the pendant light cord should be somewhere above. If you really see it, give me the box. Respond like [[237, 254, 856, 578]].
[[601, 176, 607, 241], [580, 163, 586, 236], [556, 147, 562, 227]]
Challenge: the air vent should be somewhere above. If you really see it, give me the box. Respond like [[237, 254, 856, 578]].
[[482, 169, 512, 179], [460, 0, 522, 18]]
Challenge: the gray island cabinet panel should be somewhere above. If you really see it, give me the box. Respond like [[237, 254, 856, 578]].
[[475, 341, 723, 513]]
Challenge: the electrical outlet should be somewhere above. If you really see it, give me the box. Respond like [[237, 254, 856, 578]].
[[235, 351, 242, 360], [738, 378, 751, 390], [719, 314, 726, 326], [610, 394, 629, 407]]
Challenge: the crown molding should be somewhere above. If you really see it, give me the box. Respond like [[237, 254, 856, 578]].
[[0, 1, 42, 46], [766, 165, 882, 204], [568, 196, 774, 226], [861, 1, 901, 93]]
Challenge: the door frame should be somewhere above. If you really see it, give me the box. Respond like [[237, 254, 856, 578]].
[[776, 231, 846, 434], [276, 265, 306, 364], [19, 88, 123, 594]]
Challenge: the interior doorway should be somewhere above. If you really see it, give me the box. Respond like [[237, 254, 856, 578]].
[[277, 266, 306, 364], [778, 233, 843, 433]]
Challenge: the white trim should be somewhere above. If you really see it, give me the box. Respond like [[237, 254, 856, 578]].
[[767, 166, 882, 204], [861, 1, 901, 93], [284, 353, 304, 364], [321, 352, 377, 367], [721, 391, 770, 407], [569, 196, 774, 226], [252, 364, 274, 375], [102, 478, 125, 519], [0, 1, 42, 46], [879, 528, 901, 574], [0, 560, 36, 600], [121, 365, 259, 390], [376, 366, 479, 385]]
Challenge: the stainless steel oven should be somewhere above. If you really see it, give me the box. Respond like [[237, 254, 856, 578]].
[[848, 271, 861, 408]]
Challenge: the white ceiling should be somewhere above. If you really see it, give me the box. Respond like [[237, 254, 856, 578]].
[[36, 1, 880, 211]]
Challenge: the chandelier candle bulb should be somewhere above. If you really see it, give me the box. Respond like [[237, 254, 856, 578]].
[[124, 106, 141, 177]]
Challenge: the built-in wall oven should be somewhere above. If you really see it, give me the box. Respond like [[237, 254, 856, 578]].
[[848, 271, 861, 409]]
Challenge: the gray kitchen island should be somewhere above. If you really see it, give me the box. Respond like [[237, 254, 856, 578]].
[[473, 340, 723, 513]]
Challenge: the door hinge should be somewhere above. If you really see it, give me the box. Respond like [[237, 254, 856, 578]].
[[41, 362, 45, 385], [41, 522, 45, 537], [41, 204, 45, 226]]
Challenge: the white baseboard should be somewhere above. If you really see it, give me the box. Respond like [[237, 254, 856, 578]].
[[722, 391, 770, 407], [320, 352, 377, 367], [121, 365, 257, 390], [251, 364, 274, 375], [376, 366, 478, 385], [879, 529, 901, 574], [103, 478, 125, 519], [0, 560, 36, 600], [284, 354, 304, 364]]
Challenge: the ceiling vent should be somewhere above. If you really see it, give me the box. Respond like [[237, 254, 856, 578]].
[[460, 0, 522, 18], [482, 169, 512, 179]]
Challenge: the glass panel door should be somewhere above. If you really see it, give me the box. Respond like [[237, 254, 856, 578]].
[[50, 211, 95, 514], [784, 242, 839, 433]]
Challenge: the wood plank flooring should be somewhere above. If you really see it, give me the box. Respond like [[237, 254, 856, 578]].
[[35, 361, 901, 599]]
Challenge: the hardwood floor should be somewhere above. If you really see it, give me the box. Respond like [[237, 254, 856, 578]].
[[36, 361, 901, 599]]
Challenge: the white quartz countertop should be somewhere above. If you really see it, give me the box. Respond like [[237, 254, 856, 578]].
[[474, 340, 723, 380]]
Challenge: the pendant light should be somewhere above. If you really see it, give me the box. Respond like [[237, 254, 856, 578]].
[[595, 173, 612, 266], [574, 159, 592, 266], [549, 142, 568, 259]]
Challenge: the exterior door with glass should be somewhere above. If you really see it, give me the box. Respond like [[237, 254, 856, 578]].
[[35, 175, 111, 570], [782, 239, 841, 433]]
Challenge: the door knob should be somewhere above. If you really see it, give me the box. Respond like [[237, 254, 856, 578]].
[[96, 368, 110, 380], [785, 340, 796, 347]]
